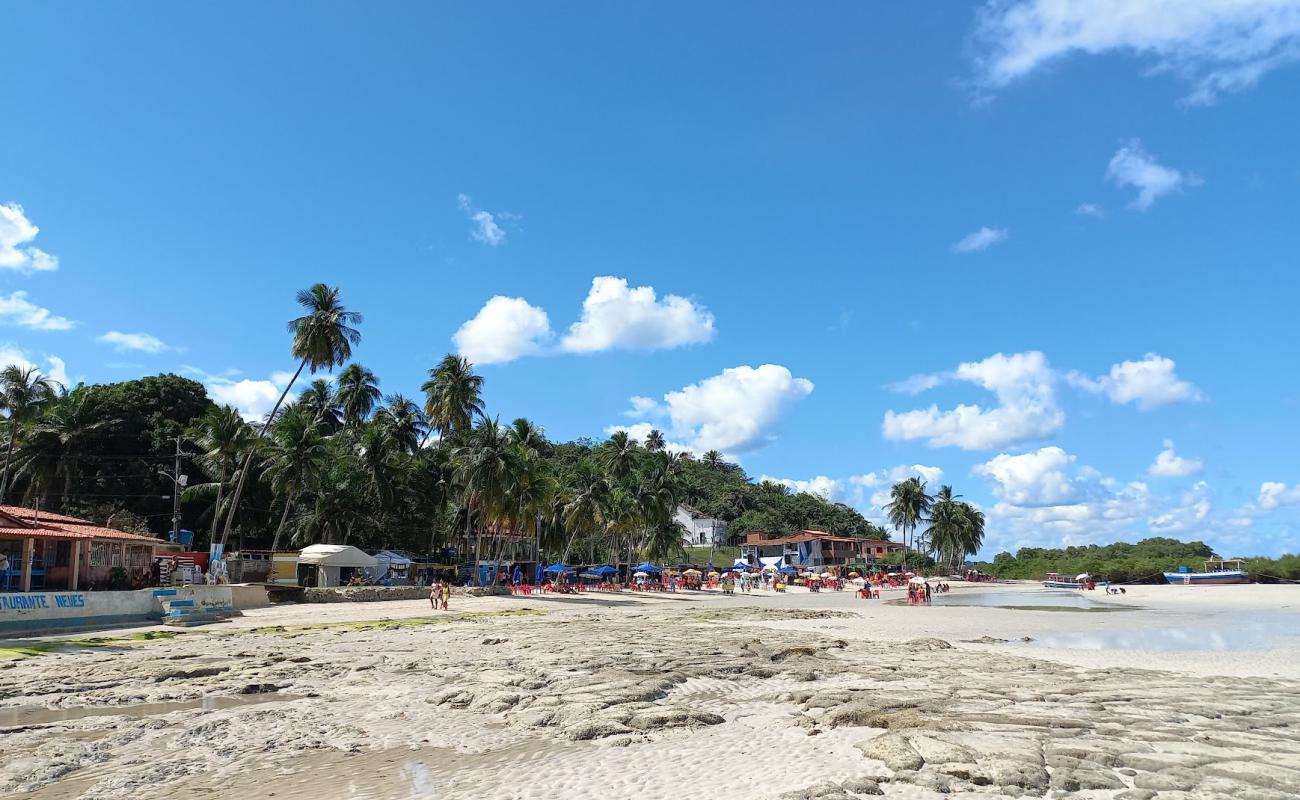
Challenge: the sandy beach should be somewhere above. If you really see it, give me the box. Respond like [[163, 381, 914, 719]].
[[3, 581, 1300, 799]]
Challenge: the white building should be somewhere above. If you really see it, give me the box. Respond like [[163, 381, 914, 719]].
[[675, 504, 728, 547]]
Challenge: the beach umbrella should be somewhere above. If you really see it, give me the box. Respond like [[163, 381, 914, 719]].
[[848, 571, 859, 578], [909, 576, 928, 585], [683, 568, 702, 576], [543, 563, 574, 573], [634, 562, 662, 573], [1074, 573, 1090, 581], [633, 571, 649, 578], [819, 572, 831, 578]]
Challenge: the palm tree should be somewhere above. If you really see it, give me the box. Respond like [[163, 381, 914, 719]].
[[925, 485, 963, 569], [334, 363, 381, 427], [451, 418, 512, 584], [0, 365, 60, 503], [297, 378, 342, 430], [421, 355, 484, 446], [262, 404, 329, 551], [184, 405, 255, 547], [375, 393, 427, 453], [598, 430, 640, 484], [219, 283, 361, 549], [955, 501, 986, 572], [561, 464, 608, 564], [644, 429, 666, 453], [884, 476, 933, 567], [29, 390, 116, 504], [701, 450, 725, 471]]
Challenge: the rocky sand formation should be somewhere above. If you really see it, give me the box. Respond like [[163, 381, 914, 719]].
[[2, 601, 1299, 799]]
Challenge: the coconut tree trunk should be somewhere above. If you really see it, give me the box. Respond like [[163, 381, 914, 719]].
[[207, 469, 227, 551], [268, 494, 294, 552], [0, 422, 17, 504], [219, 358, 307, 550]]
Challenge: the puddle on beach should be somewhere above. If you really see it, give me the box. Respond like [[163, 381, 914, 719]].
[[0, 692, 301, 728], [893, 590, 1132, 613], [1021, 613, 1300, 652]]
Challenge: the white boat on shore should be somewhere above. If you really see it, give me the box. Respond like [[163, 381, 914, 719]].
[[1163, 560, 1250, 586], [1043, 572, 1107, 590]]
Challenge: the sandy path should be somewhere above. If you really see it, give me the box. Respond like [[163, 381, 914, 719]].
[[3, 582, 1299, 799]]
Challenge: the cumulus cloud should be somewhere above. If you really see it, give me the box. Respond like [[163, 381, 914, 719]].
[[561, 276, 714, 354], [1067, 353, 1202, 409], [970, 0, 1300, 105], [976, 447, 1079, 506], [0, 291, 75, 331], [207, 375, 295, 423], [759, 475, 842, 501], [452, 296, 553, 366], [1256, 481, 1300, 511], [0, 344, 70, 387], [97, 330, 171, 354], [1075, 202, 1105, 218], [1148, 481, 1212, 533], [457, 193, 508, 246], [1105, 140, 1200, 210], [621, 364, 813, 454], [0, 203, 59, 274], [849, 464, 946, 489], [623, 395, 663, 418], [951, 226, 1009, 254], [1149, 439, 1204, 477], [883, 351, 1064, 450]]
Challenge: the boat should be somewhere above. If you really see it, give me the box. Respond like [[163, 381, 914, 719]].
[[1043, 572, 1091, 589], [1163, 560, 1250, 586]]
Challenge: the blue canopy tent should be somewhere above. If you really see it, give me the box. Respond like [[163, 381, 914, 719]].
[[778, 566, 798, 575], [591, 565, 618, 576]]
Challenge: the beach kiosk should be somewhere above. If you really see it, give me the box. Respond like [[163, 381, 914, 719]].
[[296, 545, 377, 588]]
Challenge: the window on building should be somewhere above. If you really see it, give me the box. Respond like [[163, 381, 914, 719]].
[[90, 542, 109, 567]]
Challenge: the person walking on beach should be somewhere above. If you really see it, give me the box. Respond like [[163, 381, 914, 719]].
[[924, 583, 932, 604], [440, 581, 451, 610], [430, 579, 441, 610]]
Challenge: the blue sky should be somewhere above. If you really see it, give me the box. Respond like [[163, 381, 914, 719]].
[[3, 2, 1299, 557]]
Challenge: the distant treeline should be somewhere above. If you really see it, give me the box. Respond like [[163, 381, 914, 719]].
[[974, 537, 1300, 583]]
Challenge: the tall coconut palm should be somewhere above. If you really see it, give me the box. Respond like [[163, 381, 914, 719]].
[[29, 390, 116, 504], [375, 393, 427, 453], [334, 363, 381, 427], [598, 430, 640, 484], [297, 378, 342, 431], [451, 418, 511, 584], [644, 429, 666, 453], [262, 404, 329, 551], [421, 354, 484, 446], [925, 485, 963, 568], [0, 365, 60, 503], [219, 283, 361, 549], [701, 450, 725, 472], [884, 477, 932, 566], [184, 404, 255, 547], [955, 501, 986, 572], [561, 464, 608, 564]]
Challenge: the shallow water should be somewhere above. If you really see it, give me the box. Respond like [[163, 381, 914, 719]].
[[1021, 613, 1300, 652], [0, 691, 301, 727], [908, 589, 1131, 612]]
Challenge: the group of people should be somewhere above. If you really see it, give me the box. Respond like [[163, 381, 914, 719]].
[[427, 579, 451, 610]]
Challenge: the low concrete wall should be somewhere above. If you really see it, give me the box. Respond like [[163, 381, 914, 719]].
[[228, 584, 271, 609], [0, 589, 157, 637], [301, 586, 431, 603]]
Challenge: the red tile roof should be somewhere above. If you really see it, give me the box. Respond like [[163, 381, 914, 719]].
[[0, 506, 161, 543], [743, 530, 904, 548]]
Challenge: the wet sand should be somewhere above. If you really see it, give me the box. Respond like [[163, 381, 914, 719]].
[[3, 582, 1299, 799]]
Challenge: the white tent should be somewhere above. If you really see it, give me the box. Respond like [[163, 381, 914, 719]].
[[372, 549, 414, 584], [298, 545, 378, 587]]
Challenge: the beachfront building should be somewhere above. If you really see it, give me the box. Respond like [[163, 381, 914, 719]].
[[0, 505, 161, 592], [739, 530, 903, 570], [675, 504, 728, 547]]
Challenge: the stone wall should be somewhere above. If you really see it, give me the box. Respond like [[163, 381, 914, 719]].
[[301, 586, 432, 603]]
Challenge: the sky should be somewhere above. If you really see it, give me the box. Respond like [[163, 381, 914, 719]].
[[3, 1, 1299, 558]]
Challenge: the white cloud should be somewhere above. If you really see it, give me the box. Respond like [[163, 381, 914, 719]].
[[951, 226, 1009, 254], [457, 193, 507, 246], [622, 364, 813, 454], [561, 276, 715, 354], [1149, 439, 1204, 477], [0, 344, 70, 387], [886, 372, 949, 395], [452, 296, 553, 365], [971, 0, 1300, 105], [97, 330, 171, 354], [849, 464, 946, 489], [623, 395, 663, 418], [1067, 353, 1202, 409], [760, 475, 842, 501], [1075, 202, 1105, 218], [976, 446, 1079, 506], [0, 291, 75, 331], [1256, 481, 1300, 511], [882, 351, 1064, 450], [601, 422, 695, 456], [0, 203, 59, 274], [1105, 140, 1200, 210], [208, 377, 294, 423], [1148, 481, 1212, 532]]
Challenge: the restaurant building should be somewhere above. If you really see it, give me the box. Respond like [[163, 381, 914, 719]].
[[0, 506, 161, 592], [739, 530, 904, 570]]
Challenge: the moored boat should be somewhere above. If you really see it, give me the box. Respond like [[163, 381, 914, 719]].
[[1163, 559, 1250, 585], [1042, 572, 1103, 589]]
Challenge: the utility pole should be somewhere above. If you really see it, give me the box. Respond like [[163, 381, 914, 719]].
[[160, 436, 189, 544]]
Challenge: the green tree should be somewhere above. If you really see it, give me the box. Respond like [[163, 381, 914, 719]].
[[885, 476, 933, 563], [219, 283, 361, 549], [0, 365, 60, 503], [421, 355, 484, 446], [334, 363, 382, 428], [184, 404, 255, 547], [262, 404, 329, 551]]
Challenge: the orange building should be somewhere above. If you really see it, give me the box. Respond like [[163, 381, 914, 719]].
[[0, 506, 160, 592]]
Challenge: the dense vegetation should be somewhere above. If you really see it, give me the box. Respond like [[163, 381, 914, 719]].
[[976, 538, 1300, 583], [0, 285, 913, 579]]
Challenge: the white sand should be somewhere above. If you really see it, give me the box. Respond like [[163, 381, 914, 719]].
[[3, 581, 1300, 799]]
